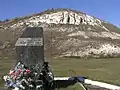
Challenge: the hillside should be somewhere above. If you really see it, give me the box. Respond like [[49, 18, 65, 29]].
[[0, 8, 120, 58]]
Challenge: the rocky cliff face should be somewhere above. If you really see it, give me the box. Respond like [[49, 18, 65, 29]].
[[0, 9, 120, 58]]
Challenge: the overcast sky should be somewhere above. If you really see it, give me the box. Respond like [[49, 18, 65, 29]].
[[0, 0, 120, 27]]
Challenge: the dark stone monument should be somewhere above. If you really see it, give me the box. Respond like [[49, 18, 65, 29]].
[[15, 27, 44, 72]]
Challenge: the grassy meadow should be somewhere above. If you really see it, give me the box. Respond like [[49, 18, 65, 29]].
[[0, 57, 120, 89]]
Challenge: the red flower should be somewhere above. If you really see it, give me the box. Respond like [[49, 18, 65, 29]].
[[26, 69, 31, 73]]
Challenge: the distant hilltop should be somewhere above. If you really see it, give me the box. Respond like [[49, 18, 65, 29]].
[[0, 8, 120, 58]]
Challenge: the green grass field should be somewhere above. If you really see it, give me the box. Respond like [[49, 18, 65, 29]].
[[0, 57, 120, 89], [50, 57, 120, 84]]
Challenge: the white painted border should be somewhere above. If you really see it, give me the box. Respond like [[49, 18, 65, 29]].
[[54, 77, 120, 90], [84, 79, 120, 90]]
